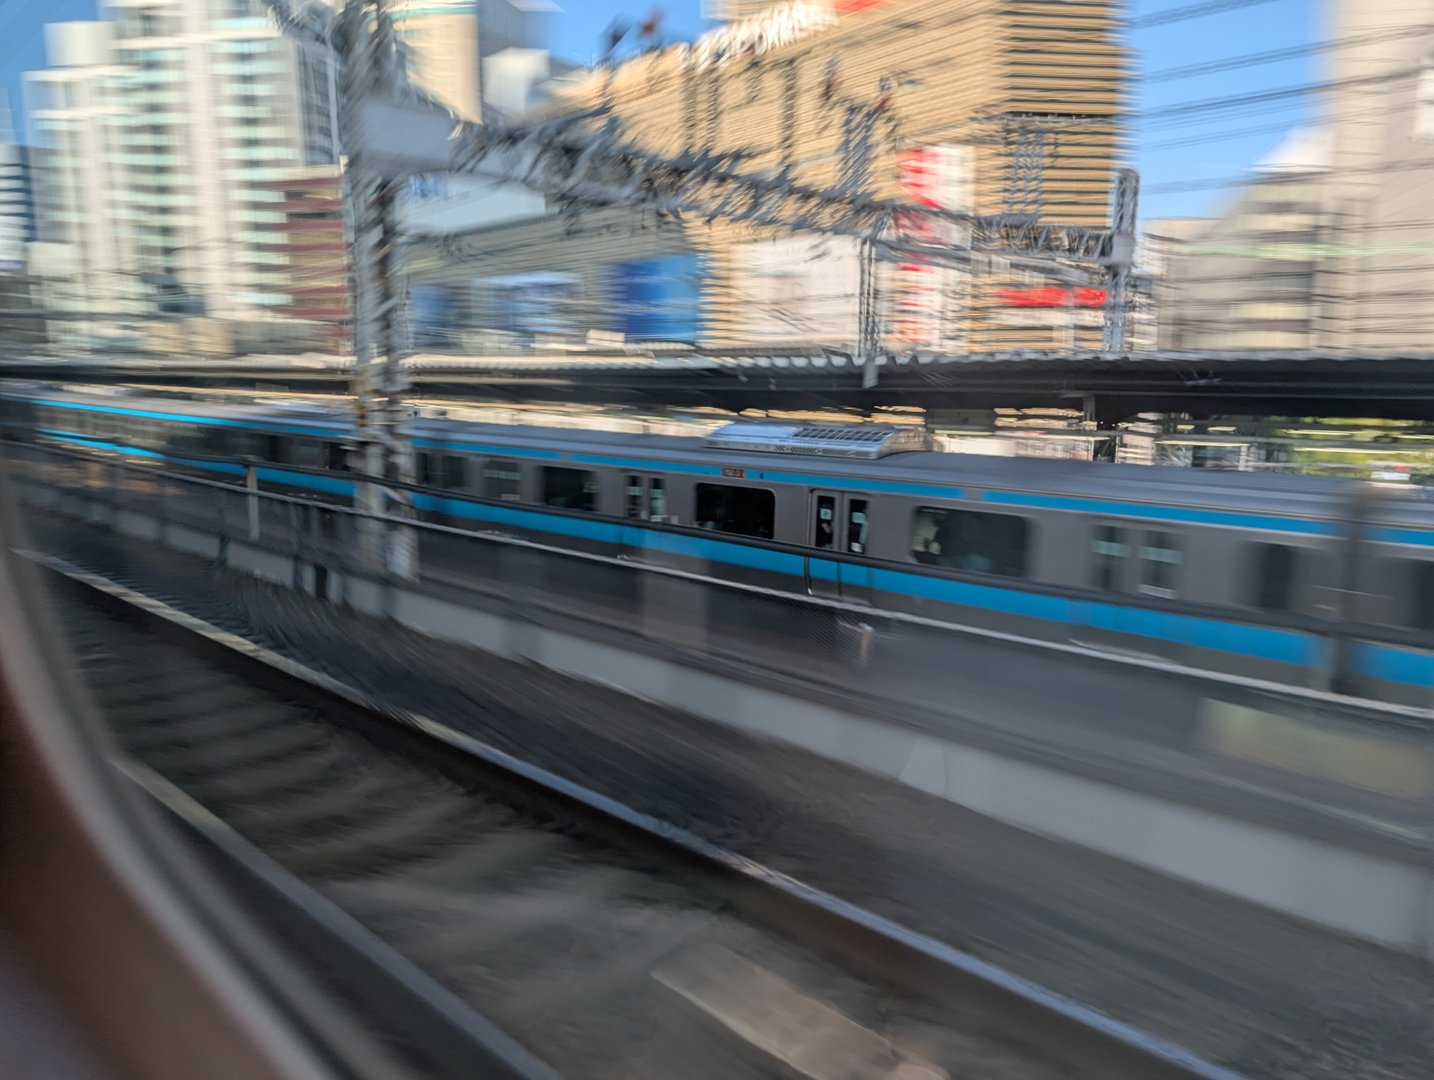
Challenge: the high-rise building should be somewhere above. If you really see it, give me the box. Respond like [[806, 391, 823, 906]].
[[24, 21, 139, 318], [422, 0, 1127, 352], [702, 0, 783, 20], [392, 0, 482, 122], [0, 93, 36, 273], [1158, 0, 1434, 353], [23, 1, 339, 322]]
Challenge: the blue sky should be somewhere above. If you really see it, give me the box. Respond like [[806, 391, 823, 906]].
[[0, 0, 1321, 220]]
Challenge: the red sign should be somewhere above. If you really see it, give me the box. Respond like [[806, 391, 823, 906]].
[[996, 286, 1106, 308], [836, 0, 891, 11]]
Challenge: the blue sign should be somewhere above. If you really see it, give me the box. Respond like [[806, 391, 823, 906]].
[[408, 285, 460, 347], [610, 254, 702, 342]]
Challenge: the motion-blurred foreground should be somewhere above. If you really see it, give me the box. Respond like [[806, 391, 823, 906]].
[[2, 2, 1434, 1079]]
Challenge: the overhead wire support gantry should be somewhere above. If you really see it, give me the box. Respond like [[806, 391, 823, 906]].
[[260, 0, 1140, 574]]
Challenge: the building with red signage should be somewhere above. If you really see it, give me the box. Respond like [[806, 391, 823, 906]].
[[553, 0, 1127, 353], [411, 0, 1127, 354], [261, 167, 349, 352]]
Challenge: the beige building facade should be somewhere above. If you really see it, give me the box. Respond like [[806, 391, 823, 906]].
[[414, 0, 1127, 352]]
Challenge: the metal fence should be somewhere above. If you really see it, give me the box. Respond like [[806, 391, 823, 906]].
[[10, 439, 1434, 861]]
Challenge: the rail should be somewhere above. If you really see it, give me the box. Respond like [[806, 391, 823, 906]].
[[43, 543, 1242, 1080]]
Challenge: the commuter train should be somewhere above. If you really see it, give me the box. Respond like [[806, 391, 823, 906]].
[[6, 384, 1434, 703]]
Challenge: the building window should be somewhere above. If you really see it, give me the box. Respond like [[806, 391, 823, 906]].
[[541, 466, 597, 512], [911, 507, 1029, 578], [694, 483, 775, 539], [482, 458, 521, 502], [1417, 59, 1434, 139]]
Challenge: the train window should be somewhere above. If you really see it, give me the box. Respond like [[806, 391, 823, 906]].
[[1137, 531, 1181, 599], [326, 442, 346, 471], [415, 452, 462, 488], [911, 507, 1028, 578], [1410, 563, 1434, 631], [1248, 543, 1298, 611], [813, 495, 836, 549], [483, 459, 522, 502], [1091, 525, 1128, 590], [285, 440, 323, 469], [650, 478, 667, 520], [625, 475, 643, 519], [847, 499, 869, 554], [695, 483, 775, 539], [541, 466, 598, 512]]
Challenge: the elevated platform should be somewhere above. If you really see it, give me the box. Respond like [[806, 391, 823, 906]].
[[8, 350, 1434, 420]]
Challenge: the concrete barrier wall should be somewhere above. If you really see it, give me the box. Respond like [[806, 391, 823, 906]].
[[32, 484, 1434, 956]]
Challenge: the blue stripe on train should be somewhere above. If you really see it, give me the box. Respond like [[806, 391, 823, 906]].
[[1367, 527, 1434, 547], [36, 398, 336, 437], [41, 430, 167, 460], [1351, 643, 1434, 688], [982, 490, 1344, 537]]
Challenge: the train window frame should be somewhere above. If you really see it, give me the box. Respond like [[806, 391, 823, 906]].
[[650, 477, 668, 521], [1136, 530, 1182, 600], [909, 505, 1030, 579], [482, 457, 522, 502], [694, 482, 776, 540], [846, 498, 870, 555], [1409, 561, 1434, 631], [1247, 542, 1299, 612], [812, 493, 836, 550], [284, 439, 323, 470], [540, 465, 598, 513], [625, 474, 643, 519], [416, 451, 462, 489], [1091, 523, 1129, 591]]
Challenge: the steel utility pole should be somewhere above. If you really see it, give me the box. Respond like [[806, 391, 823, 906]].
[[337, 0, 416, 578], [1101, 168, 1140, 353]]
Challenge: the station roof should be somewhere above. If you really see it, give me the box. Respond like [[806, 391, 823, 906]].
[[6, 350, 1434, 421]]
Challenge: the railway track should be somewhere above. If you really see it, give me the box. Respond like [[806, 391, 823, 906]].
[[38, 553, 1239, 1080]]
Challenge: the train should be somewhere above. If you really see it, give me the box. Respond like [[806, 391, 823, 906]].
[[5, 383, 1434, 704]]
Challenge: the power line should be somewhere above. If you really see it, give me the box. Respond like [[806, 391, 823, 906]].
[[1142, 66, 1414, 124], [1141, 24, 1434, 83], [1129, 0, 1284, 31]]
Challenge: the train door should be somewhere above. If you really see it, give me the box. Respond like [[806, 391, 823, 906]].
[[1090, 522, 1183, 599], [807, 491, 872, 602], [624, 474, 671, 523], [624, 473, 672, 561]]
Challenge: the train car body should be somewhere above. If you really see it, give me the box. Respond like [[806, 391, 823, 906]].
[[6, 385, 1434, 704]]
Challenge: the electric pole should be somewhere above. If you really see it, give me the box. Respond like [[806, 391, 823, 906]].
[[337, 0, 416, 578]]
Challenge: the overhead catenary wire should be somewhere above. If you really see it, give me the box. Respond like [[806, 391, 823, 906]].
[[1128, 0, 1286, 31]]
